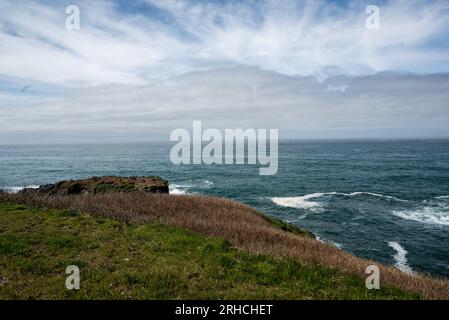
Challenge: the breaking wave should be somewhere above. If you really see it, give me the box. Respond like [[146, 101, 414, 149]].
[[169, 179, 213, 195], [345, 192, 408, 202], [316, 236, 342, 249], [271, 193, 326, 211], [169, 184, 190, 195], [271, 191, 408, 210], [1, 185, 40, 194], [392, 206, 449, 226], [388, 241, 414, 274]]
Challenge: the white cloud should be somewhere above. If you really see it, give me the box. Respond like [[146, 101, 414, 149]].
[[1, 67, 448, 142], [0, 0, 448, 86], [326, 84, 349, 93], [1, 1, 449, 142]]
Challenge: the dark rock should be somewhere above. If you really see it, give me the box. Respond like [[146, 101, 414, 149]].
[[19, 176, 169, 196]]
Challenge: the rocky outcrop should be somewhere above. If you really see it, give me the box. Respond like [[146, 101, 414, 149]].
[[20, 176, 169, 196]]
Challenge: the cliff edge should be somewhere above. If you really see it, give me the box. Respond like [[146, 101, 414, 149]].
[[19, 176, 169, 195]]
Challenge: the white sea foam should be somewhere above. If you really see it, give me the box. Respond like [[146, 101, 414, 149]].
[[203, 180, 214, 186], [435, 195, 449, 199], [393, 207, 449, 226], [271, 191, 407, 211], [316, 236, 342, 249], [388, 241, 414, 274], [168, 179, 213, 195], [169, 184, 190, 195], [271, 193, 327, 211], [346, 192, 408, 202], [1, 185, 40, 194]]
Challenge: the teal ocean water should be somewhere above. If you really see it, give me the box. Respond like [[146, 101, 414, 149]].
[[1, 140, 449, 277]]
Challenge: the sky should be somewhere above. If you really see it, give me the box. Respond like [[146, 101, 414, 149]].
[[0, 0, 449, 143]]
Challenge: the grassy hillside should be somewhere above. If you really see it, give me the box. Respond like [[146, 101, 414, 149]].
[[0, 203, 416, 299]]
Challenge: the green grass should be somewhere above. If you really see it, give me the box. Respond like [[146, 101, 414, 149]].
[[0, 203, 419, 299], [263, 215, 315, 238]]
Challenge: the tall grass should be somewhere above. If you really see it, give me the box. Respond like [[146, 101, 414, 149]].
[[2, 192, 449, 299]]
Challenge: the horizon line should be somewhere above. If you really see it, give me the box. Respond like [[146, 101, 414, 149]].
[[2, 136, 449, 147]]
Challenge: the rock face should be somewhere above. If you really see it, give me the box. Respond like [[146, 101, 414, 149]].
[[20, 176, 169, 196]]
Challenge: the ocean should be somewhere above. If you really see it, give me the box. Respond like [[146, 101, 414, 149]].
[[1, 140, 449, 278]]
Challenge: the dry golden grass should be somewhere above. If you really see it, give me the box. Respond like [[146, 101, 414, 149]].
[[2, 192, 449, 299]]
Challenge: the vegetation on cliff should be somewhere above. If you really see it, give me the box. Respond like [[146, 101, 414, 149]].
[[1, 176, 449, 299], [19, 176, 169, 196], [0, 203, 415, 299]]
